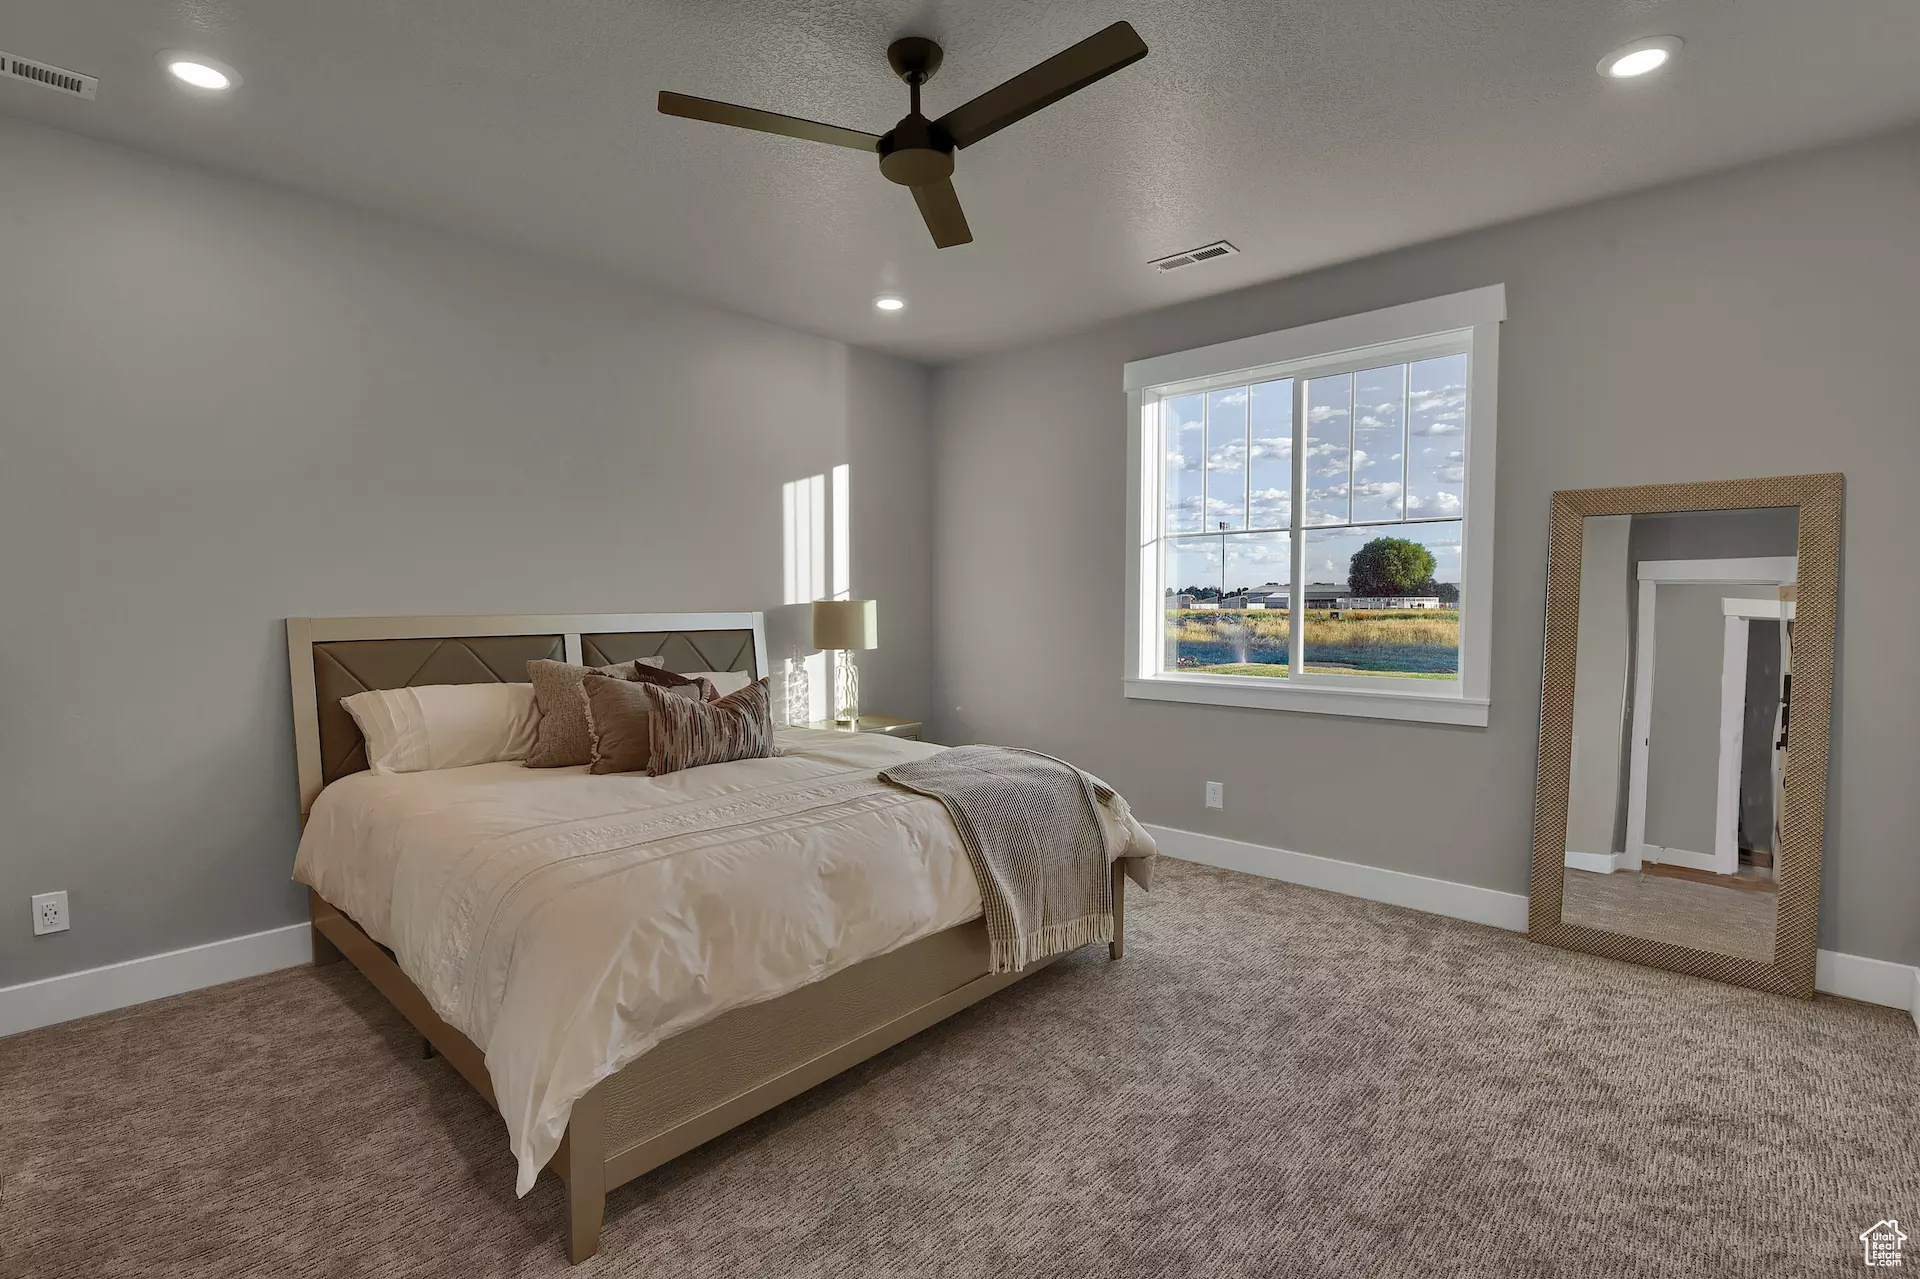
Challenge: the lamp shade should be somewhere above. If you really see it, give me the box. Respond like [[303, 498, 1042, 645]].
[[812, 599, 878, 651]]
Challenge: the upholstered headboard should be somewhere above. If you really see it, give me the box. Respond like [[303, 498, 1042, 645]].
[[288, 613, 768, 814]]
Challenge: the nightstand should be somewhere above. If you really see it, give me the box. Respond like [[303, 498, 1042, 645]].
[[803, 714, 922, 740]]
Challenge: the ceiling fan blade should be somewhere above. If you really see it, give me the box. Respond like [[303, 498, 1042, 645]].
[[911, 179, 973, 248], [934, 21, 1148, 150], [658, 91, 881, 153]]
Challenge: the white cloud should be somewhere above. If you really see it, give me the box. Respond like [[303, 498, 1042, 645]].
[[1409, 385, 1466, 413], [1248, 487, 1290, 524], [1404, 491, 1462, 516], [1207, 441, 1247, 469]]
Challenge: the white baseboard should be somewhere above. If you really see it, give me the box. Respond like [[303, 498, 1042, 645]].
[[1564, 850, 1627, 874], [1150, 824, 1920, 1015], [1147, 824, 1529, 932], [1644, 844, 1723, 874], [0, 921, 312, 1039], [1815, 949, 1920, 1018]]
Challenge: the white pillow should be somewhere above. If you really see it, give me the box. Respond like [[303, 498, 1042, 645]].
[[687, 670, 753, 698], [340, 683, 540, 774]]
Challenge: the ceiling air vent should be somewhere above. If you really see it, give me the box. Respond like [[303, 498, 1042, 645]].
[[1149, 240, 1239, 273], [1, 51, 98, 99]]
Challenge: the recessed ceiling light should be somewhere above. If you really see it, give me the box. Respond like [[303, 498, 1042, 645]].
[[1599, 36, 1681, 79], [873, 295, 906, 313], [159, 51, 240, 91]]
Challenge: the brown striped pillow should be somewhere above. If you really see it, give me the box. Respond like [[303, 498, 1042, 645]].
[[579, 673, 713, 775], [644, 678, 776, 776]]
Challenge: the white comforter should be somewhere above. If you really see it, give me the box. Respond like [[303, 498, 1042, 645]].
[[293, 728, 1153, 1194]]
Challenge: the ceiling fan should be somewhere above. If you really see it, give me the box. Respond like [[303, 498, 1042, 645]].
[[658, 21, 1149, 249]]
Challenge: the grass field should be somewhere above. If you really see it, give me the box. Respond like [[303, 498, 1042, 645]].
[[1166, 608, 1460, 678]]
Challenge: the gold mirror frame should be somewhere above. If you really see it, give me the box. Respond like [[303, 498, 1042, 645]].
[[1528, 473, 1843, 998]]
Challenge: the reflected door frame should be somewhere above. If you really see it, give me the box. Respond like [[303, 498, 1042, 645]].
[[1715, 597, 1793, 875], [1624, 555, 1797, 875]]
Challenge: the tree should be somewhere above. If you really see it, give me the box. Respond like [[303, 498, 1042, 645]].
[[1416, 577, 1461, 604], [1348, 537, 1436, 598]]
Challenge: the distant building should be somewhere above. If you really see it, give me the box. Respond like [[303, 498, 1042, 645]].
[[1222, 583, 1348, 609], [1337, 596, 1442, 610], [1175, 581, 1447, 610]]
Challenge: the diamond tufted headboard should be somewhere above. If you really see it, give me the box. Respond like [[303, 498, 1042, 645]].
[[288, 612, 768, 814]]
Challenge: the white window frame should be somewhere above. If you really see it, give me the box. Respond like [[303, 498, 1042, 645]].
[[1122, 285, 1505, 726]]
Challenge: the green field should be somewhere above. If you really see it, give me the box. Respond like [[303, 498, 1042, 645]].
[[1166, 608, 1460, 678]]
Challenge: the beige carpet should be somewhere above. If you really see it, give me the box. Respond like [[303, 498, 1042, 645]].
[[2, 859, 1913, 1279], [1562, 867, 1778, 961]]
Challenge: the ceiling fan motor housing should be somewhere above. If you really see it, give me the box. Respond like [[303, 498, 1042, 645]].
[[878, 115, 955, 186]]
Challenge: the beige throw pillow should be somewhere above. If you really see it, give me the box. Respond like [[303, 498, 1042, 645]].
[[645, 678, 776, 776], [524, 657, 659, 768], [579, 672, 713, 775]]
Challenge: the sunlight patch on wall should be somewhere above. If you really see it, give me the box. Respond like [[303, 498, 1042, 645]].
[[780, 467, 852, 725]]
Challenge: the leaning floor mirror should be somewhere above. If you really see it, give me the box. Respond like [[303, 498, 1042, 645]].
[[1529, 474, 1843, 997]]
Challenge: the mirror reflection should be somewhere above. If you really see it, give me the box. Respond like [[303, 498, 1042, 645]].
[[1559, 507, 1798, 962]]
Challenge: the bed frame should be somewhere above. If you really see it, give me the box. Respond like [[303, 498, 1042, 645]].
[[287, 612, 1124, 1263]]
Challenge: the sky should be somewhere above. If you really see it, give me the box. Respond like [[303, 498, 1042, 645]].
[[1162, 353, 1467, 594]]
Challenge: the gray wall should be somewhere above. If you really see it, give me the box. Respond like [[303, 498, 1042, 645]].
[[0, 118, 933, 985], [930, 126, 1920, 966], [1565, 515, 1630, 857], [1627, 508, 1800, 564], [1645, 583, 1776, 859]]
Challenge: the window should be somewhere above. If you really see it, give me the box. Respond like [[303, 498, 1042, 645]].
[[1123, 286, 1503, 725]]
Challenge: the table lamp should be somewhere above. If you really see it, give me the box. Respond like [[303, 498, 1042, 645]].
[[811, 599, 878, 725]]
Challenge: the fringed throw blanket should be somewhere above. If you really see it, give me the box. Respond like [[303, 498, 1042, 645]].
[[880, 746, 1116, 973]]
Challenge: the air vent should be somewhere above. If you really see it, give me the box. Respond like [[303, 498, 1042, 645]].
[[1149, 240, 1239, 273], [1, 51, 97, 99]]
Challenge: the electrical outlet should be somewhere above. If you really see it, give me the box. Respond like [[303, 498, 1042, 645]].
[[32, 891, 68, 936], [1205, 781, 1225, 810]]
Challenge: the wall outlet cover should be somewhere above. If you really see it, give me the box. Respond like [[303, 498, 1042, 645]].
[[32, 890, 69, 935], [1205, 781, 1225, 810]]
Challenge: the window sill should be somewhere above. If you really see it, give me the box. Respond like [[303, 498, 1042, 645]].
[[1123, 674, 1490, 726]]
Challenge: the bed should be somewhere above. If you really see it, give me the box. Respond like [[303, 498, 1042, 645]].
[[286, 612, 1149, 1263]]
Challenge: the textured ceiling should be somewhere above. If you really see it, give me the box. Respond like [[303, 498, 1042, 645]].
[[5, 1, 1919, 361]]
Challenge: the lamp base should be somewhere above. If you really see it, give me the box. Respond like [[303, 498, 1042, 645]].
[[834, 649, 860, 726]]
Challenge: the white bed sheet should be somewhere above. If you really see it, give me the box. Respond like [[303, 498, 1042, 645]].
[[293, 727, 1152, 1196]]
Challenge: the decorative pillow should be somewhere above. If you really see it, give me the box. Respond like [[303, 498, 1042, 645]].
[[578, 673, 711, 775], [629, 663, 716, 699], [340, 683, 539, 774], [525, 657, 663, 768], [685, 669, 753, 698], [645, 678, 776, 776]]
